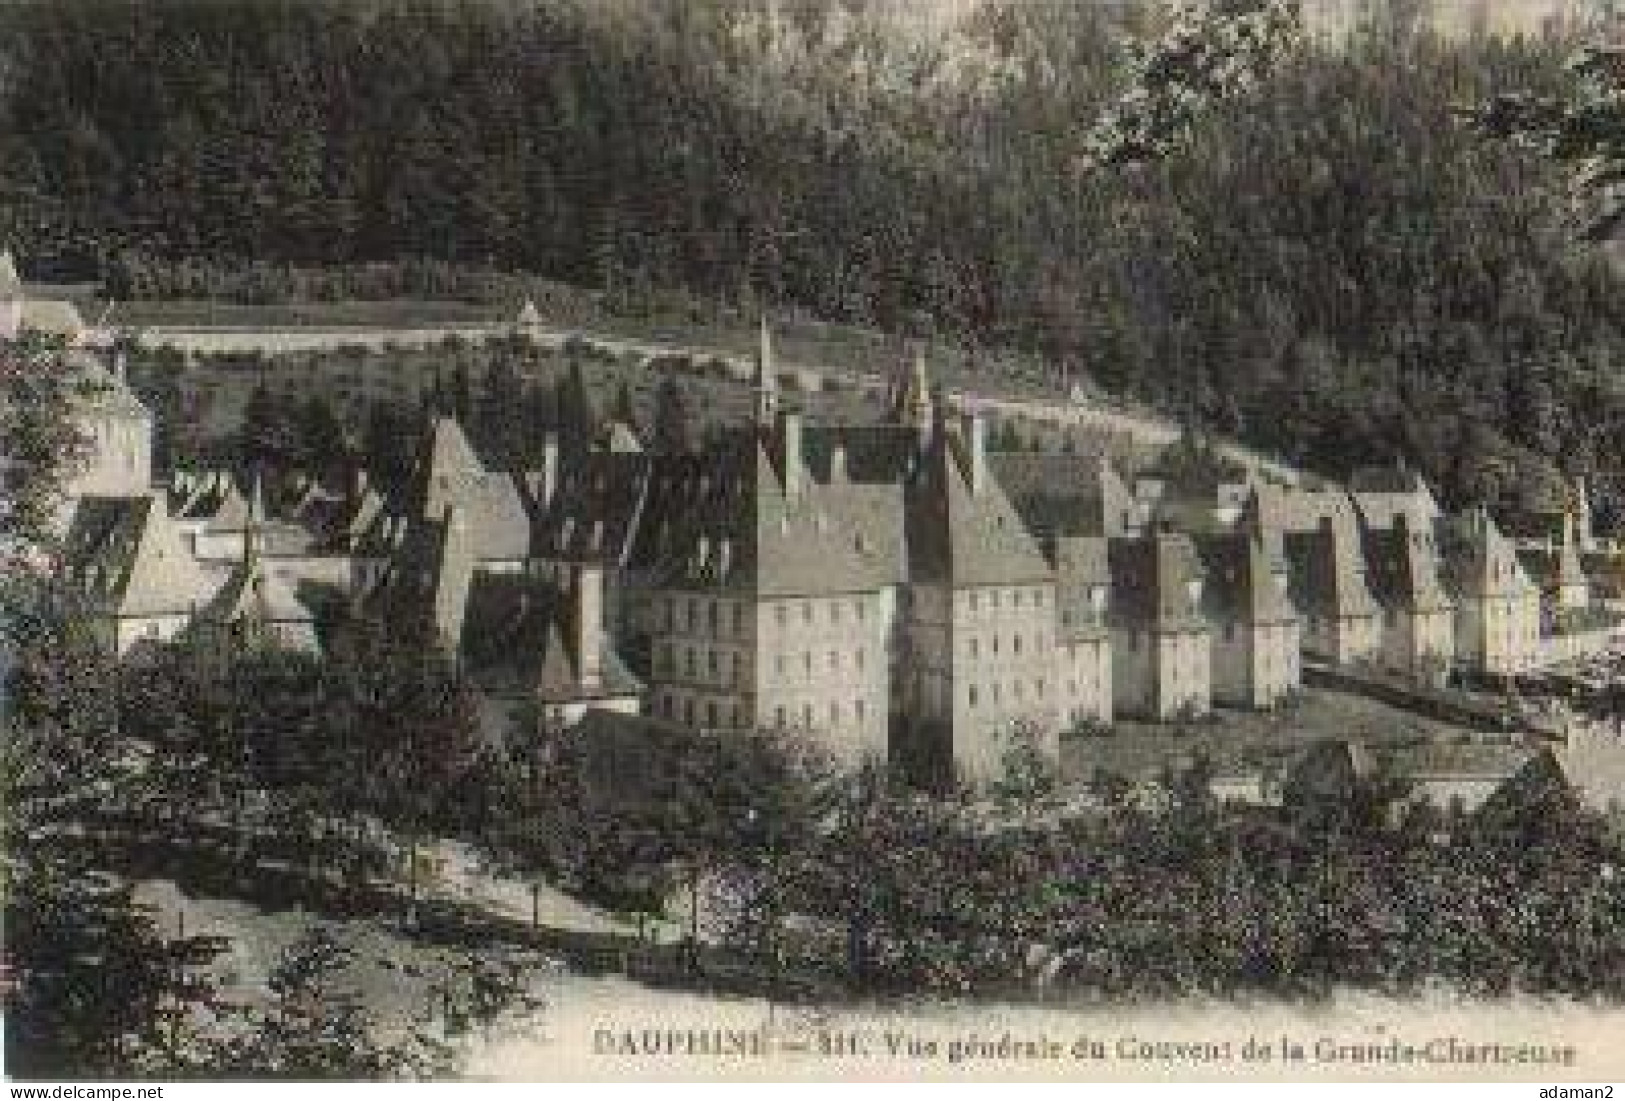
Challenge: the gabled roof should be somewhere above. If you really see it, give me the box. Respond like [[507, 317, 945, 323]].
[[603, 420, 644, 454], [802, 423, 924, 485], [1195, 530, 1296, 625], [989, 452, 1132, 539], [61, 494, 214, 618], [414, 416, 486, 519], [409, 417, 530, 561], [1438, 507, 1536, 600], [1362, 514, 1453, 613], [543, 450, 654, 567], [1053, 535, 1111, 641], [1281, 504, 1381, 620], [1107, 530, 1209, 634], [67, 352, 149, 421], [459, 572, 641, 703], [659, 437, 893, 597], [366, 508, 477, 652], [903, 427, 1054, 588]]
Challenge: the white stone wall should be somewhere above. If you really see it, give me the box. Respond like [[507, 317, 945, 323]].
[[648, 587, 889, 767], [1112, 626, 1210, 719], [1304, 612, 1381, 667], [1056, 636, 1112, 728], [1378, 607, 1454, 681], [65, 412, 152, 499], [946, 581, 1060, 785], [754, 591, 889, 766], [1456, 592, 1542, 675]]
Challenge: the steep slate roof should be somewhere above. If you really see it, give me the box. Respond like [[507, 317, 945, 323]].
[[903, 425, 1054, 587], [658, 435, 893, 597], [459, 573, 641, 703], [1361, 513, 1453, 614], [1438, 507, 1536, 600], [62, 494, 214, 617], [1195, 530, 1297, 625], [1281, 506, 1381, 620], [1052, 535, 1111, 641], [603, 421, 644, 454], [409, 417, 531, 561], [1107, 530, 1209, 634], [67, 352, 149, 421], [989, 452, 1133, 539], [541, 450, 654, 567], [1351, 473, 1442, 533], [824, 480, 908, 586], [367, 507, 477, 651], [197, 475, 316, 646], [414, 416, 485, 517], [1518, 510, 1591, 593], [1251, 483, 1354, 538], [802, 423, 925, 485]]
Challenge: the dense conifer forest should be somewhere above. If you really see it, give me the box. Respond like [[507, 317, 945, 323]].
[[2, 0, 1623, 514]]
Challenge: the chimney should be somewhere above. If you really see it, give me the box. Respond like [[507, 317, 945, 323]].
[[538, 433, 560, 510], [776, 410, 803, 499], [959, 411, 987, 495], [573, 562, 603, 691]]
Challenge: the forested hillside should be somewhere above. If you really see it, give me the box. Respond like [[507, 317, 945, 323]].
[[2, 0, 1622, 519]]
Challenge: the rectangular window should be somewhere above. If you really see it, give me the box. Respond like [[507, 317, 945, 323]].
[[775, 706, 786, 727], [830, 602, 841, 625], [776, 604, 788, 628], [855, 699, 866, 721]]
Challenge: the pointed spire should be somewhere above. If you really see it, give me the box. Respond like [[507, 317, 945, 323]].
[[243, 468, 267, 577], [754, 314, 778, 426], [0, 248, 21, 298], [888, 344, 936, 445]]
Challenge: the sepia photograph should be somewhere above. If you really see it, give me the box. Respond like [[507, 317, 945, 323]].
[[2, 0, 1624, 1088]]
